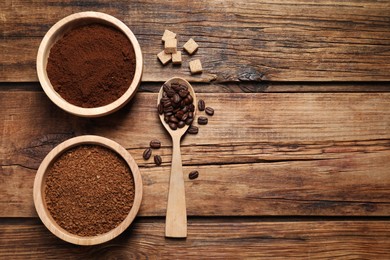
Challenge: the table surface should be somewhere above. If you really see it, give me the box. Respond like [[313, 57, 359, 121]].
[[1, 0, 390, 259]]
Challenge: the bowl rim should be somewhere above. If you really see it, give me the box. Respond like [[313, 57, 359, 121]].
[[33, 135, 143, 245], [36, 11, 143, 117]]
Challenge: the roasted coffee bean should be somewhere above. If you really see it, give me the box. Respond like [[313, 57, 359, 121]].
[[184, 97, 191, 105], [179, 89, 189, 98], [166, 89, 175, 97], [150, 139, 161, 149], [169, 122, 178, 130], [180, 84, 188, 90], [163, 101, 172, 108], [182, 106, 188, 113], [187, 125, 198, 134], [165, 111, 173, 116], [189, 104, 195, 112], [163, 92, 168, 98], [163, 84, 171, 92], [175, 110, 184, 120], [181, 112, 189, 121], [198, 116, 208, 125], [187, 94, 193, 103], [169, 116, 179, 123], [164, 116, 169, 123], [164, 106, 173, 113], [188, 170, 199, 180], [173, 93, 181, 104], [173, 107, 181, 113], [154, 155, 162, 166], [205, 107, 214, 116], [188, 111, 194, 118], [161, 97, 170, 103], [143, 148, 152, 160], [157, 103, 164, 114], [171, 82, 181, 91], [185, 118, 194, 125], [198, 99, 205, 111], [178, 121, 185, 128], [180, 100, 186, 107]]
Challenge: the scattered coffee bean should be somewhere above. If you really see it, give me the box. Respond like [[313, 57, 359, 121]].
[[189, 170, 199, 180], [187, 125, 198, 134], [143, 148, 152, 160], [150, 139, 161, 149], [154, 155, 162, 166], [198, 99, 205, 111], [198, 116, 208, 125], [205, 107, 214, 116]]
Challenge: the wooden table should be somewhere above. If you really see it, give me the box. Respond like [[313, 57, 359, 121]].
[[1, 1, 390, 258]]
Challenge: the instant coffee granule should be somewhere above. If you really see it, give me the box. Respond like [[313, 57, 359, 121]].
[[47, 24, 136, 108], [45, 145, 134, 237]]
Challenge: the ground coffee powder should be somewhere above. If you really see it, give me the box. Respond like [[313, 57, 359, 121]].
[[45, 145, 135, 237], [47, 24, 136, 108]]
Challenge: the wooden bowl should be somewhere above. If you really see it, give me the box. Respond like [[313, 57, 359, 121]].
[[36, 12, 143, 117], [33, 135, 143, 245]]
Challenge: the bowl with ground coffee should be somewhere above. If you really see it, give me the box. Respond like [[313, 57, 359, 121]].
[[33, 135, 143, 245], [37, 12, 143, 117]]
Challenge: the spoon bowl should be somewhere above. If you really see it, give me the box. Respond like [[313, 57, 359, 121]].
[[157, 77, 197, 238], [158, 78, 197, 135]]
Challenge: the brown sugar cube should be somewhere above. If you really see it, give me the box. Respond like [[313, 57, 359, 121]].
[[183, 38, 199, 55], [164, 38, 177, 54], [162, 29, 176, 42], [157, 50, 172, 65], [189, 59, 202, 74], [172, 51, 182, 65]]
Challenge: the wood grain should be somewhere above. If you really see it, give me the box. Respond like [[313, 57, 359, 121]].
[[0, 218, 389, 259], [1, 0, 390, 82], [1, 91, 389, 217]]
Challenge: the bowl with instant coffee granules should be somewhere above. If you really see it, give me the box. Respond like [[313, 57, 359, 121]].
[[33, 135, 143, 245], [37, 12, 143, 117]]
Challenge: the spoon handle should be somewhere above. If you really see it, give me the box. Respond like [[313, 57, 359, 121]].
[[165, 135, 187, 238]]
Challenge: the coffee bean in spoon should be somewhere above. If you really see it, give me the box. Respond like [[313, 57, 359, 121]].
[[159, 81, 195, 131]]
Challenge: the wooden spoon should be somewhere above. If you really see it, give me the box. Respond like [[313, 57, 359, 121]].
[[157, 77, 197, 238]]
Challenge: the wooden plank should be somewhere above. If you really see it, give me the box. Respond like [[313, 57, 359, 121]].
[[2, 82, 390, 93], [1, 91, 389, 217], [0, 218, 389, 259], [1, 0, 390, 82]]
